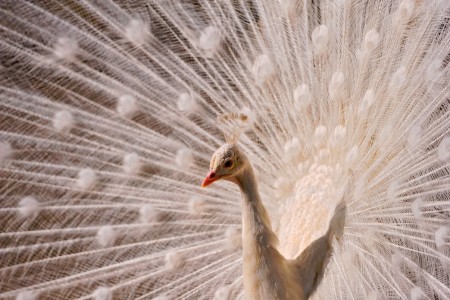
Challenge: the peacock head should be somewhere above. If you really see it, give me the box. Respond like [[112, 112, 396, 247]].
[[202, 143, 246, 187]]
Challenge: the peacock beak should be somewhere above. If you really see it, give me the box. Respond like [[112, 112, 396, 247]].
[[202, 171, 219, 188]]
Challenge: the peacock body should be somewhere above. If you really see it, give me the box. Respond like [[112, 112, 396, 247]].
[[0, 0, 449, 299]]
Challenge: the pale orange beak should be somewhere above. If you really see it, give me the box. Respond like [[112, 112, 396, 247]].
[[202, 171, 219, 188]]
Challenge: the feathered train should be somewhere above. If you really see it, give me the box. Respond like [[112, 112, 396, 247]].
[[0, 0, 449, 299]]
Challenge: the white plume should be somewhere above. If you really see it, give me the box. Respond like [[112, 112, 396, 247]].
[[0, 1, 449, 299]]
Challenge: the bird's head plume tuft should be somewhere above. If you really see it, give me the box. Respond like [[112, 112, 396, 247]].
[[217, 112, 249, 144]]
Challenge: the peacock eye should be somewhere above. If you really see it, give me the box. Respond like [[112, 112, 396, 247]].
[[223, 159, 233, 168]]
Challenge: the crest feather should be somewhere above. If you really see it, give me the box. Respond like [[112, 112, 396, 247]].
[[217, 113, 249, 144]]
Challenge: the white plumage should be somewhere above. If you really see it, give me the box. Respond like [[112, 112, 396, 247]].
[[0, 0, 449, 299]]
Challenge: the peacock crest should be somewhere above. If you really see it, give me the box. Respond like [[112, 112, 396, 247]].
[[217, 112, 249, 144]]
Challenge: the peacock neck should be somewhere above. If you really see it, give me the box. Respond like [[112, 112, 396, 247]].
[[235, 167, 274, 237], [235, 165, 290, 299]]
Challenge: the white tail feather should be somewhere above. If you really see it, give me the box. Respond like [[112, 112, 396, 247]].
[[0, 1, 449, 299]]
